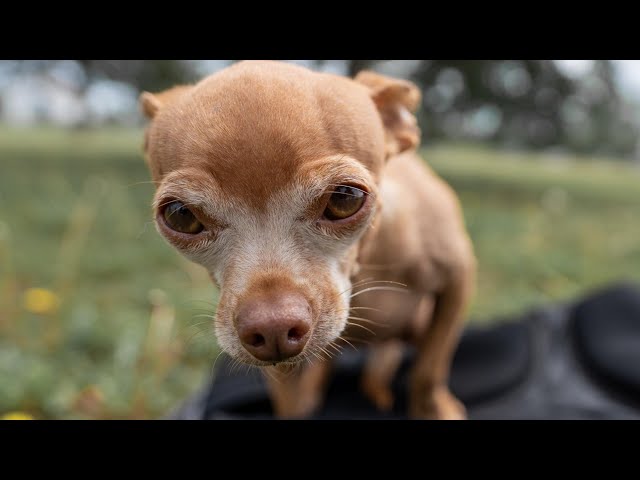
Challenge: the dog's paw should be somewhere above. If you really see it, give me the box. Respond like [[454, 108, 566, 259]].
[[409, 386, 467, 420]]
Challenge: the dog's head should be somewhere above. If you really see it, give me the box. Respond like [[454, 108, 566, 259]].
[[140, 61, 420, 367]]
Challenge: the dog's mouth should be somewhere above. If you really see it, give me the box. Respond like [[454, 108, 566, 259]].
[[230, 346, 314, 370], [254, 355, 306, 368]]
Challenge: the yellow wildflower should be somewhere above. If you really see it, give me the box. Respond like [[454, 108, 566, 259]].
[[1, 412, 35, 420], [23, 288, 60, 315]]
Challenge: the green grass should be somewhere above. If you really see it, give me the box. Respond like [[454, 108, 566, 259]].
[[1, 127, 639, 419], [425, 143, 640, 321]]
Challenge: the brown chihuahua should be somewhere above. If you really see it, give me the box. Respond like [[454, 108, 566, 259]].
[[140, 61, 476, 419]]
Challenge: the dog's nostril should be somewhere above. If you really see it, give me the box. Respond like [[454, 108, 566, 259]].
[[249, 333, 265, 347], [287, 327, 304, 342]]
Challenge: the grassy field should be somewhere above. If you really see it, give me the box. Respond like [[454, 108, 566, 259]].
[[1, 126, 639, 419]]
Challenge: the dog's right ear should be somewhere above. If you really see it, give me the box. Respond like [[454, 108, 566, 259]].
[[139, 85, 193, 119]]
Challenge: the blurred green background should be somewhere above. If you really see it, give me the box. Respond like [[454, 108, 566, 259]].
[[1, 60, 640, 419]]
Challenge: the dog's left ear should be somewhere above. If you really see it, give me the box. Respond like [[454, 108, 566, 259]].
[[139, 85, 194, 120], [355, 71, 422, 157]]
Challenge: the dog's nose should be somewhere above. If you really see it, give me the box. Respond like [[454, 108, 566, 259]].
[[236, 292, 312, 363]]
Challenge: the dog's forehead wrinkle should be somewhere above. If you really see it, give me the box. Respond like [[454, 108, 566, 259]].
[[149, 61, 387, 194]]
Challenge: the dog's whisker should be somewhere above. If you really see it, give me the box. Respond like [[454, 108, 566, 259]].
[[183, 332, 208, 349], [185, 320, 213, 331], [184, 314, 217, 343], [326, 346, 339, 356], [343, 279, 408, 295], [183, 329, 212, 349], [187, 313, 217, 321], [337, 335, 358, 352], [354, 280, 408, 288], [335, 277, 375, 297], [188, 318, 217, 332], [350, 286, 408, 298], [335, 279, 407, 301], [186, 305, 218, 312], [350, 276, 377, 288], [236, 359, 248, 376], [211, 350, 225, 378], [341, 335, 373, 346], [347, 317, 389, 328], [136, 221, 157, 239], [181, 300, 219, 308], [190, 313, 216, 320], [301, 351, 315, 368], [231, 358, 243, 375], [347, 315, 387, 327], [351, 276, 377, 285], [350, 279, 407, 291], [226, 358, 237, 375], [346, 321, 377, 336], [318, 346, 334, 360]]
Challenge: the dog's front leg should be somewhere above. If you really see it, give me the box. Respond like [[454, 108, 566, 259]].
[[361, 339, 404, 411], [264, 359, 333, 418], [409, 269, 474, 420]]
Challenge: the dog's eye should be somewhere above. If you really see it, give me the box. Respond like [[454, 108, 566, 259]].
[[323, 186, 366, 221], [162, 201, 204, 234]]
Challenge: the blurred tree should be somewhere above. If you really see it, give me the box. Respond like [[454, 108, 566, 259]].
[[441, 61, 634, 156], [410, 60, 575, 148], [11, 60, 197, 94], [6, 60, 198, 127], [342, 59, 637, 157], [77, 60, 198, 92], [568, 60, 637, 156], [2, 59, 638, 158]]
